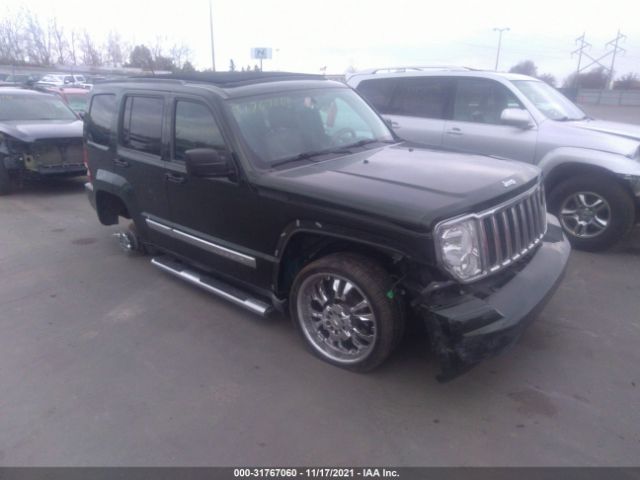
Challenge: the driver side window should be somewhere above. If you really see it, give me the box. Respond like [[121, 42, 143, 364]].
[[173, 100, 226, 162], [453, 79, 523, 125]]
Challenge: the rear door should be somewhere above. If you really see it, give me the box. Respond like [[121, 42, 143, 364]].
[[115, 93, 172, 244], [442, 78, 538, 162], [356, 76, 453, 147]]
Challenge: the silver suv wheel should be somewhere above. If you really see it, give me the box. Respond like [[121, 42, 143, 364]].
[[560, 191, 611, 238]]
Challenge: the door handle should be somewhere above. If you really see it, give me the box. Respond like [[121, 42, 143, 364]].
[[165, 172, 186, 184], [446, 127, 463, 136], [114, 158, 129, 167]]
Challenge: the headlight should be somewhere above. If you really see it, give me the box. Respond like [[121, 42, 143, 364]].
[[434, 218, 483, 282]]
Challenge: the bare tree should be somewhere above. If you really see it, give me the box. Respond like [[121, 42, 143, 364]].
[[0, 12, 27, 64], [49, 17, 68, 64], [169, 42, 191, 70], [105, 31, 125, 66], [68, 30, 79, 65], [23, 9, 52, 65], [79, 30, 102, 66]]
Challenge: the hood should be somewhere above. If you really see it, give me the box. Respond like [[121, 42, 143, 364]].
[[573, 119, 640, 141], [0, 120, 83, 143], [550, 118, 640, 157], [258, 143, 540, 230]]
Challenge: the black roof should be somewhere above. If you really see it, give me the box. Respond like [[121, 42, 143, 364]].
[[132, 71, 325, 87]]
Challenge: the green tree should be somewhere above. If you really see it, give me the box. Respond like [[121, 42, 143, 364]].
[[613, 72, 640, 90]]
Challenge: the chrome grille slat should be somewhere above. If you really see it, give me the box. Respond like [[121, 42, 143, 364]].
[[510, 207, 522, 254], [490, 216, 503, 265], [480, 183, 547, 276], [526, 197, 537, 242], [501, 210, 513, 261]]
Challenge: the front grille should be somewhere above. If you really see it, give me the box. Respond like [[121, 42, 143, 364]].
[[31, 138, 83, 166], [479, 183, 547, 273]]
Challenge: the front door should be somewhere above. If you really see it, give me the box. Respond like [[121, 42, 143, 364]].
[[163, 97, 265, 286], [442, 78, 538, 163]]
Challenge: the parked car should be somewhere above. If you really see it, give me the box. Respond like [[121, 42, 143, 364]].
[[4, 73, 41, 85], [348, 67, 640, 251], [0, 87, 85, 194], [37, 73, 86, 88], [84, 72, 570, 381]]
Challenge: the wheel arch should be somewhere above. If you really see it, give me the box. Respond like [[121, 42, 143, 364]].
[[540, 147, 640, 196], [273, 224, 407, 297]]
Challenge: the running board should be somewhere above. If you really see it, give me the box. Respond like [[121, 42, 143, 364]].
[[151, 256, 272, 316]]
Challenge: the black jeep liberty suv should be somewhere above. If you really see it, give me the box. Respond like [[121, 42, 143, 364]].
[[84, 72, 570, 380]]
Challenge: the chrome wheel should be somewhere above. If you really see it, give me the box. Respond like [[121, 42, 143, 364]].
[[114, 230, 138, 254], [560, 191, 611, 239], [296, 273, 377, 364]]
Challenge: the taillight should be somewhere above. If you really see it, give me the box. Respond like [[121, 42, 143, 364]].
[[83, 143, 91, 182]]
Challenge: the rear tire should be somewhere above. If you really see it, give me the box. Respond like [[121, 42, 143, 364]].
[[548, 175, 635, 251], [290, 252, 404, 372]]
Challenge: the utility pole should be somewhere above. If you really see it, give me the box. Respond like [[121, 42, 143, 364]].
[[209, 0, 216, 71], [571, 33, 591, 89], [493, 27, 510, 71], [606, 29, 626, 89]]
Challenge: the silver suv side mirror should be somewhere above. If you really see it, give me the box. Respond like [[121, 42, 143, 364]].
[[501, 108, 533, 129]]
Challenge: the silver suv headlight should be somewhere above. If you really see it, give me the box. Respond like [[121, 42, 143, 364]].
[[434, 217, 483, 282]]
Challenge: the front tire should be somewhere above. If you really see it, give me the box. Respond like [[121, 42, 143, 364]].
[[549, 175, 635, 251], [290, 253, 403, 372]]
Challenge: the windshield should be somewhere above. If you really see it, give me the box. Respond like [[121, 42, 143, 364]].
[[0, 93, 78, 121], [227, 88, 394, 168], [512, 80, 586, 121], [66, 94, 88, 113]]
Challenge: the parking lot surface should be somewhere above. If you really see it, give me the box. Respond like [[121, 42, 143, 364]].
[[1, 116, 639, 466]]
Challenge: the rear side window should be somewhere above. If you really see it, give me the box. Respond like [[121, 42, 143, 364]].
[[121, 96, 164, 156], [173, 101, 225, 161], [87, 94, 116, 146], [356, 78, 397, 113], [388, 77, 451, 119]]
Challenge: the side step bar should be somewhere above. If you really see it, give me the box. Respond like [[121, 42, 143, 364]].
[[151, 256, 272, 316]]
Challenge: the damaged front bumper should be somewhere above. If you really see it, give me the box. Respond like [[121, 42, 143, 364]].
[[423, 214, 570, 381]]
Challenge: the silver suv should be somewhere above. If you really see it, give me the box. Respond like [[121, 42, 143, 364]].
[[347, 67, 640, 250]]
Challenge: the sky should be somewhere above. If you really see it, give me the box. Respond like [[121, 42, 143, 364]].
[[3, 0, 640, 83]]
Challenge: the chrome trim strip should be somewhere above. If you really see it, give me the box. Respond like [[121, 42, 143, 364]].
[[151, 258, 269, 315], [145, 218, 257, 268]]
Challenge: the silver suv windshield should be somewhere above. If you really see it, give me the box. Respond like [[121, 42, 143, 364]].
[[512, 80, 587, 121], [228, 87, 394, 168]]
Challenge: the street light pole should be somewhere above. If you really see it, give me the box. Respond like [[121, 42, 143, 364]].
[[493, 27, 510, 71], [209, 0, 216, 71]]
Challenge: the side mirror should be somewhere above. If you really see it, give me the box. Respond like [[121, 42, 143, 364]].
[[501, 108, 533, 128], [78, 111, 86, 120], [185, 148, 234, 178]]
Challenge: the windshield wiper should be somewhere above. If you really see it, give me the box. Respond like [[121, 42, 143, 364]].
[[341, 138, 395, 149], [270, 147, 352, 168]]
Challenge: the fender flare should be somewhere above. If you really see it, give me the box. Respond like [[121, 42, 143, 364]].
[[539, 147, 640, 180], [93, 168, 139, 222], [271, 218, 411, 293]]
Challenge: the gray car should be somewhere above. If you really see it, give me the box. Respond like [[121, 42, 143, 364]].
[[347, 67, 640, 250]]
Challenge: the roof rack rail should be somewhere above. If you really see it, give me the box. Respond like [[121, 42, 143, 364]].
[[346, 65, 479, 79], [120, 71, 326, 88]]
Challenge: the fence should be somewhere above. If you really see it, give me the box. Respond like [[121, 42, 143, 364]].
[[575, 89, 640, 106]]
